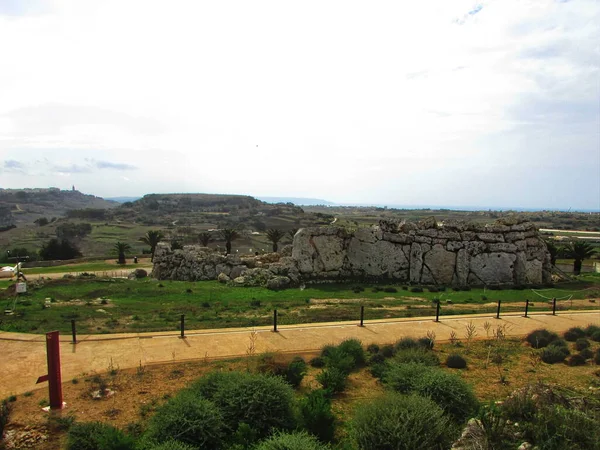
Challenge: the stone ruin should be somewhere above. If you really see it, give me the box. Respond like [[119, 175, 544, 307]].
[[152, 218, 552, 289]]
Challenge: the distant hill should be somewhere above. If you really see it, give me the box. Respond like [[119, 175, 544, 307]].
[[257, 196, 335, 206], [105, 196, 142, 203], [0, 188, 117, 225]]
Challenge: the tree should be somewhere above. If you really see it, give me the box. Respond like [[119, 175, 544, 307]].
[[288, 228, 299, 241], [114, 241, 132, 264], [544, 240, 559, 266], [266, 229, 286, 253], [34, 217, 49, 227], [198, 232, 212, 247], [39, 238, 82, 261], [562, 241, 595, 275], [139, 230, 164, 261], [219, 228, 239, 255]]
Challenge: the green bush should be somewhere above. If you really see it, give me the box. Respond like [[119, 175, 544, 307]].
[[579, 348, 593, 360], [147, 441, 198, 450], [564, 327, 586, 342], [367, 343, 380, 354], [352, 393, 455, 450], [320, 345, 336, 358], [584, 324, 600, 337], [591, 331, 600, 343], [567, 354, 586, 367], [446, 354, 467, 369], [548, 339, 569, 350], [574, 338, 590, 351], [310, 357, 325, 368], [380, 344, 395, 358], [541, 346, 569, 364], [528, 405, 600, 450], [383, 363, 478, 423], [393, 348, 440, 366], [144, 391, 224, 449], [417, 337, 434, 350], [323, 347, 355, 374], [67, 422, 135, 450], [594, 348, 600, 365], [316, 367, 348, 394], [286, 357, 307, 388], [254, 431, 329, 450], [338, 338, 366, 366], [526, 329, 559, 349], [394, 337, 420, 351], [299, 389, 335, 443], [370, 362, 387, 380], [369, 353, 385, 366], [192, 371, 296, 440]]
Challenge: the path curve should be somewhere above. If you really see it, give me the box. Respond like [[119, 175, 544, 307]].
[[1, 310, 598, 398]]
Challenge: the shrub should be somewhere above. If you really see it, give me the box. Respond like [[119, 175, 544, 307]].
[[338, 338, 366, 366], [528, 404, 599, 449], [352, 393, 455, 450], [383, 287, 397, 293], [320, 345, 336, 358], [380, 344, 395, 358], [323, 347, 355, 374], [144, 391, 224, 448], [548, 339, 569, 350], [394, 337, 420, 351], [595, 348, 600, 365], [410, 287, 423, 293], [383, 363, 478, 423], [446, 354, 467, 369], [584, 324, 600, 337], [317, 367, 348, 394], [579, 348, 593, 360], [591, 331, 600, 343], [369, 353, 385, 366], [254, 431, 329, 450], [310, 356, 325, 368], [417, 336, 434, 350], [298, 389, 335, 443], [192, 371, 296, 439], [567, 354, 586, 367], [67, 422, 135, 450], [370, 362, 387, 380], [394, 348, 440, 366], [0, 400, 12, 441], [148, 441, 199, 450], [541, 346, 569, 364], [526, 329, 559, 349], [575, 338, 590, 351], [367, 343, 380, 354], [286, 357, 307, 388], [564, 327, 586, 342]]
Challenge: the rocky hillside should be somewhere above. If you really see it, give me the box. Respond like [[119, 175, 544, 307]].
[[0, 188, 117, 226]]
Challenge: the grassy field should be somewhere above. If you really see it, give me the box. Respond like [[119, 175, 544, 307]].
[[1, 274, 598, 335], [21, 262, 151, 275]]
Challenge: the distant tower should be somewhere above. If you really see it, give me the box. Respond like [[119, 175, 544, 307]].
[[72, 185, 75, 192]]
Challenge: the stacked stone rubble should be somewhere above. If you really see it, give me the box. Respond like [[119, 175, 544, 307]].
[[152, 218, 551, 288]]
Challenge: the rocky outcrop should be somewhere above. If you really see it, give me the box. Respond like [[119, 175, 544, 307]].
[[152, 218, 552, 288]]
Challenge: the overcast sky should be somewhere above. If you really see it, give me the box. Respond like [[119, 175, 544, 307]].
[[0, 0, 598, 210]]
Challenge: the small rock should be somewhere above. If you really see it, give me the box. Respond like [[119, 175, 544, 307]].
[[217, 272, 230, 283]]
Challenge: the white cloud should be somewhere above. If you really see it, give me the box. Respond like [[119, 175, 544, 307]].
[[0, 0, 598, 210]]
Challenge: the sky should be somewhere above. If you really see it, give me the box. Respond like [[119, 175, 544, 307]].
[[0, 0, 599, 211]]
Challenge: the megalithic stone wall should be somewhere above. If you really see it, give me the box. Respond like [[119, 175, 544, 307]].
[[292, 219, 552, 286], [152, 218, 552, 288]]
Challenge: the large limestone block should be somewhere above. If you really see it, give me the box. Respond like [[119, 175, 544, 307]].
[[347, 238, 409, 277], [456, 249, 470, 286], [422, 244, 456, 285], [470, 252, 516, 284], [477, 233, 505, 243], [525, 259, 543, 284], [513, 252, 527, 285], [312, 235, 346, 272], [292, 229, 316, 273], [410, 243, 423, 283]]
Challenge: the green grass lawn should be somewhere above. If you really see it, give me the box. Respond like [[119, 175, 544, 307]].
[[1, 276, 598, 335], [21, 262, 151, 275]]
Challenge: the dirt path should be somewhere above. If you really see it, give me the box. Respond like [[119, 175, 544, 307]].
[[1, 310, 598, 398]]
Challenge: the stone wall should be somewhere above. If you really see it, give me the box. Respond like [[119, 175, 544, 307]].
[[152, 218, 552, 288]]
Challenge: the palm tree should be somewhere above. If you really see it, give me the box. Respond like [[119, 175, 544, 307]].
[[114, 241, 132, 264], [265, 229, 286, 253], [544, 240, 559, 266], [139, 230, 164, 262], [562, 241, 595, 275], [219, 228, 240, 255], [288, 228, 299, 241], [198, 232, 212, 247]]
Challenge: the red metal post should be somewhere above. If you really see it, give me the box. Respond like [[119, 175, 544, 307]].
[[46, 331, 63, 409]]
